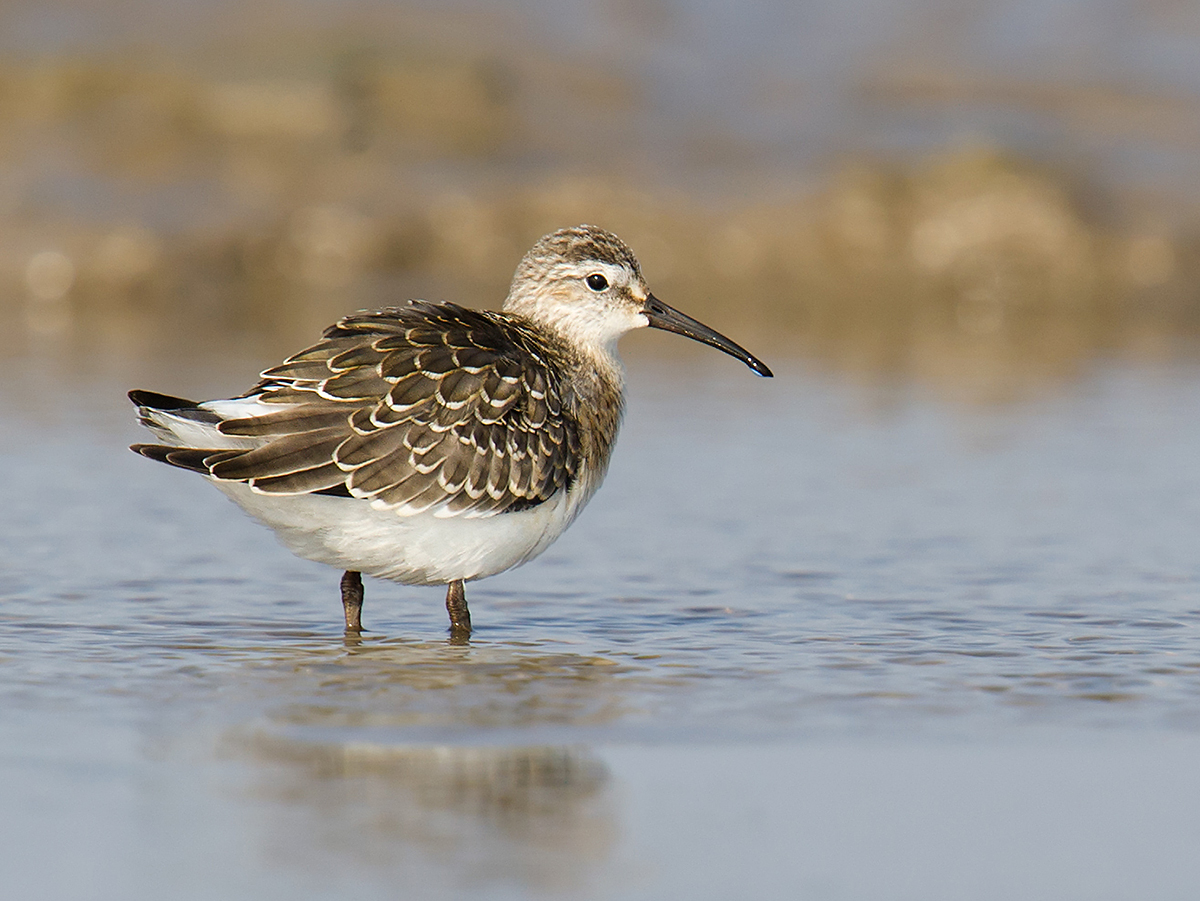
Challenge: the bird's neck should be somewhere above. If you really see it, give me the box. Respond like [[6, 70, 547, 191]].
[[517, 316, 626, 469], [567, 355, 625, 475]]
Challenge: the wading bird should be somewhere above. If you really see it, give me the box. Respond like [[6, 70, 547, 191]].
[[130, 225, 771, 636]]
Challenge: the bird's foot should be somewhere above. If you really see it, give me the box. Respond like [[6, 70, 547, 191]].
[[446, 579, 471, 639], [341, 570, 364, 632]]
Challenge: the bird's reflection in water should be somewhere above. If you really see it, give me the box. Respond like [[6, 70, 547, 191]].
[[236, 736, 615, 890], [209, 637, 640, 891], [235, 634, 643, 732]]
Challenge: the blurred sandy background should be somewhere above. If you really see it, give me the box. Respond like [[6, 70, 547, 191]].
[[2, 0, 1200, 400]]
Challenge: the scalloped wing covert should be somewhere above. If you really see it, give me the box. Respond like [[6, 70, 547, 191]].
[[205, 303, 582, 518]]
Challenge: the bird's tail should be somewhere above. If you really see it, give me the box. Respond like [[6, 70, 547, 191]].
[[128, 389, 257, 473]]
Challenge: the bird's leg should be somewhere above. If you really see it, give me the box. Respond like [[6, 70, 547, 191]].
[[341, 570, 364, 632], [445, 579, 471, 636]]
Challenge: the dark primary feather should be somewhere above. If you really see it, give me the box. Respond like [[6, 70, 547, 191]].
[[168, 302, 588, 516], [128, 389, 221, 432], [127, 389, 203, 411]]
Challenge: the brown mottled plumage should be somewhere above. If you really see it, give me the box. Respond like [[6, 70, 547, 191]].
[[130, 225, 770, 636]]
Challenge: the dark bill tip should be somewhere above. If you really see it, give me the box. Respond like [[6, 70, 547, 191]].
[[642, 294, 773, 378]]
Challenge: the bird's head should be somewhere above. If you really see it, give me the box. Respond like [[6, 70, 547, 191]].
[[503, 224, 772, 377]]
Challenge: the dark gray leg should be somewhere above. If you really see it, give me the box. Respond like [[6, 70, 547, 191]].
[[445, 579, 471, 635], [341, 570, 364, 632]]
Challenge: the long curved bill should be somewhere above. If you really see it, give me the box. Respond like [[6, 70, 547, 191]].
[[642, 294, 773, 377]]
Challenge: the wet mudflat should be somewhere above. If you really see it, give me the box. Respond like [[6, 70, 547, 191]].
[[3, 355, 1200, 899]]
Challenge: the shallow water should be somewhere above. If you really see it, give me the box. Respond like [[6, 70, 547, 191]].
[[3, 354, 1200, 898]]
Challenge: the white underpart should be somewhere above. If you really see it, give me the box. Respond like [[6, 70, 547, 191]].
[[201, 396, 287, 422], [213, 468, 602, 585], [139, 399, 607, 585], [140, 407, 245, 450]]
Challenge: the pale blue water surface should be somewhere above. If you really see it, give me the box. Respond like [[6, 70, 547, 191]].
[[2, 353, 1200, 899]]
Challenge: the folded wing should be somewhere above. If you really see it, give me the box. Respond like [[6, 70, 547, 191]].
[[155, 303, 582, 518]]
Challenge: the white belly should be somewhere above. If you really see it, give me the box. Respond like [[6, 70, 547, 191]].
[[212, 469, 601, 585]]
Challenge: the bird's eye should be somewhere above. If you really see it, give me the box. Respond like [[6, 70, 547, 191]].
[[585, 273, 609, 291]]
